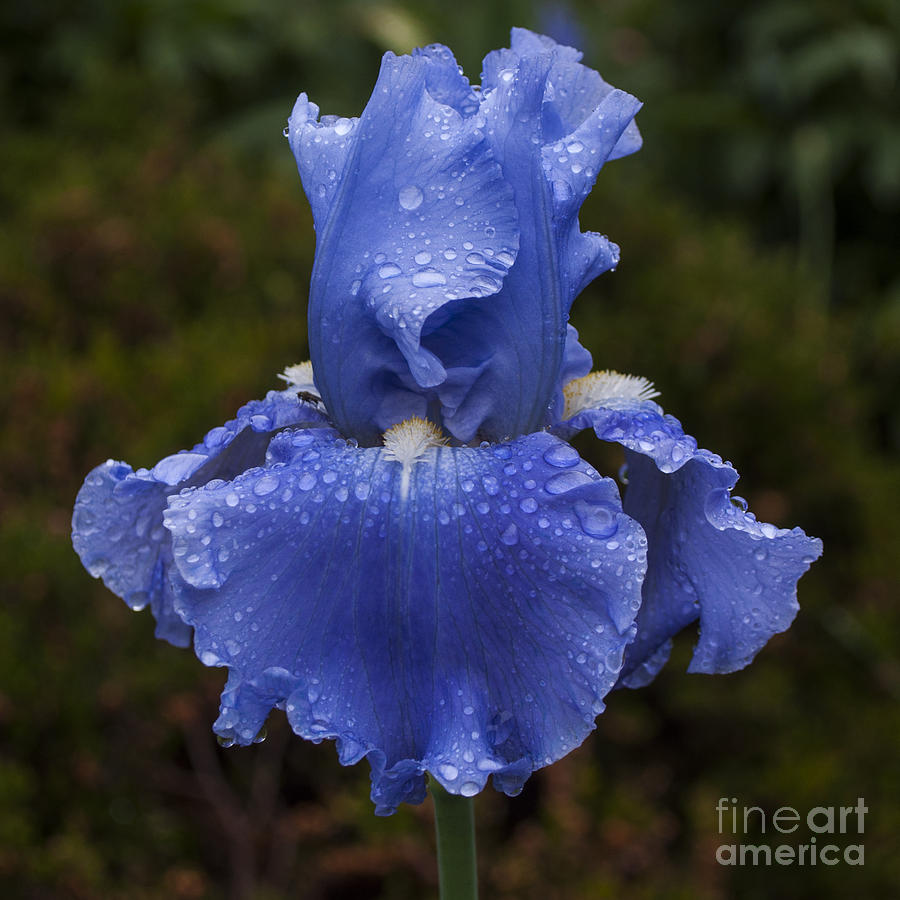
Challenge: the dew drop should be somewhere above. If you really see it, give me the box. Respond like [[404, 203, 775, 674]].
[[460, 781, 480, 797], [500, 523, 519, 546], [482, 475, 500, 495], [398, 185, 423, 210], [438, 763, 459, 781], [411, 269, 447, 287], [545, 470, 594, 494], [253, 474, 279, 496], [574, 500, 618, 539], [378, 262, 401, 279], [543, 443, 580, 468], [414, 251, 432, 265]]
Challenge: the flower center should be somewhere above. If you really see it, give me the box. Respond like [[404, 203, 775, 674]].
[[382, 417, 448, 500], [563, 370, 660, 419], [278, 361, 319, 397]]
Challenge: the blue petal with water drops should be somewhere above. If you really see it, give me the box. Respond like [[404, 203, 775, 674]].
[[72, 391, 330, 646], [290, 46, 519, 445], [165, 427, 647, 814], [428, 29, 642, 442], [559, 397, 822, 679]]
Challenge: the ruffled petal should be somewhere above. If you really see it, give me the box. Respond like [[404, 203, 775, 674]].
[[295, 47, 519, 445], [429, 29, 641, 442], [559, 395, 822, 679], [290, 30, 640, 445], [165, 428, 647, 814], [71, 391, 331, 645], [286, 94, 360, 234]]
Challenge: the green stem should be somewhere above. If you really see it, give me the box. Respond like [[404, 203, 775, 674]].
[[430, 776, 478, 900]]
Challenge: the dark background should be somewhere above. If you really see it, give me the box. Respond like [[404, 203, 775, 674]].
[[1, 0, 898, 897]]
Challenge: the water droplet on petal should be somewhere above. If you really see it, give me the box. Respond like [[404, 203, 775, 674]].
[[398, 185, 423, 210], [545, 470, 594, 494], [460, 781, 480, 797], [378, 263, 402, 279], [482, 475, 500, 495], [574, 500, 618, 538], [438, 763, 459, 781], [253, 474, 279, 496], [543, 444, 580, 468], [412, 269, 447, 287], [500, 523, 519, 546]]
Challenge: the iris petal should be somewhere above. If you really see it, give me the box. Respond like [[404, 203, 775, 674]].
[[293, 47, 519, 444], [165, 429, 647, 814], [431, 30, 641, 442], [560, 397, 822, 679], [71, 391, 329, 645], [289, 30, 641, 445]]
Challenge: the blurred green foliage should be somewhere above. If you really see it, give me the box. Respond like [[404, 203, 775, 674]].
[[1, 0, 897, 898]]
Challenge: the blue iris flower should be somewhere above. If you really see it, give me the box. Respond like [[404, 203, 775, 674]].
[[72, 28, 821, 815]]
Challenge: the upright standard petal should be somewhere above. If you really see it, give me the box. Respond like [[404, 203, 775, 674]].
[[72, 391, 330, 646], [430, 29, 642, 442], [165, 426, 647, 814], [291, 47, 519, 445], [558, 374, 822, 681]]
